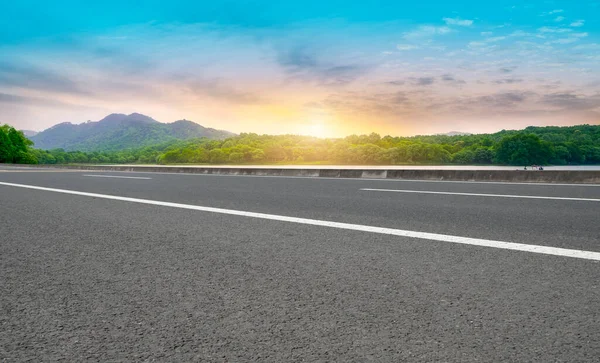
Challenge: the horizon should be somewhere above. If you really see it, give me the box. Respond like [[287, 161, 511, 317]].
[[20, 111, 595, 139], [1, 1, 599, 137]]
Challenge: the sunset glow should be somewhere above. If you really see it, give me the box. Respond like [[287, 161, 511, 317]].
[[1, 1, 599, 136], [299, 121, 328, 138]]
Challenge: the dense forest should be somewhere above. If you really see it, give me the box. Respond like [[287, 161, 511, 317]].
[[1, 124, 600, 166], [0, 125, 38, 164]]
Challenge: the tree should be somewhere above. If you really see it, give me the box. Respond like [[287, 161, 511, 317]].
[[250, 149, 265, 162], [452, 149, 475, 164], [264, 144, 287, 162], [16, 122, 600, 167], [473, 147, 493, 164], [209, 149, 228, 163], [495, 134, 553, 165], [354, 144, 386, 164], [0, 125, 37, 164], [228, 152, 245, 163], [0, 127, 12, 163]]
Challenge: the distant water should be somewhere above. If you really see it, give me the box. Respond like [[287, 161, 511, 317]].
[[114, 164, 600, 171]]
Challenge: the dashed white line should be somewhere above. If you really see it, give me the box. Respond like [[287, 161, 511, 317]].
[[1, 181, 599, 261], [83, 174, 152, 180], [81, 170, 600, 187], [3, 166, 600, 186], [360, 188, 600, 202]]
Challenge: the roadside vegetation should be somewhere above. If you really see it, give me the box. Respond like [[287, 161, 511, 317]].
[[0, 125, 38, 164], [1, 124, 599, 166]]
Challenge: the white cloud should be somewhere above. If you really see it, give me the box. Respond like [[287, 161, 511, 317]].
[[554, 16, 565, 22], [396, 44, 418, 51], [510, 30, 529, 37], [570, 20, 585, 27], [443, 17, 474, 26], [541, 9, 564, 16], [429, 45, 447, 51], [573, 43, 600, 50], [481, 31, 493, 36], [469, 35, 508, 48], [538, 26, 572, 33], [403, 26, 452, 40], [468, 41, 486, 48], [551, 38, 578, 44], [544, 33, 587, 45]]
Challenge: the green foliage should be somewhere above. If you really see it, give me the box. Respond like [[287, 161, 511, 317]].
[[494, 134, 553, 165], [30, 114, 233, 151], [0, 125, 38, 164], [14, 123, 600, 166]]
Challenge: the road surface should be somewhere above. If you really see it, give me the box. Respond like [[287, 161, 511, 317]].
[[1, 165, 599, 361]]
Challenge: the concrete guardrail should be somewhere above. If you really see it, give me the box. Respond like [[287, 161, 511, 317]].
[[11, 164, 600, 184]]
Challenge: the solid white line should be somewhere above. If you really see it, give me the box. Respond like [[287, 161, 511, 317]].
[[83, 174, 152, 180], [360, 188, 600, 202], [1, 181, 599, 261]]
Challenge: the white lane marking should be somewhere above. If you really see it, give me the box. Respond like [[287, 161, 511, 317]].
[[4, 167, 600, 186], [360, 188, 600, 202], [1, 181, 599, 261], [78, 170, 600, 187], [83, 175, 152, 180], [0, 169, 81, 173]]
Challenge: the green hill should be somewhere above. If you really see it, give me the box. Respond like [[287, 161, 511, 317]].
[[30, 113, 234, 151]]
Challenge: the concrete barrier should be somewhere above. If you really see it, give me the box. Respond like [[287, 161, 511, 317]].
[[9, 164, 600, 184]]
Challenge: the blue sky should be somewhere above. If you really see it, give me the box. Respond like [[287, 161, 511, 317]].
[[1, 0, 599, 136]]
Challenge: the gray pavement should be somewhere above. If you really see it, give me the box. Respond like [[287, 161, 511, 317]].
[[1, 167, 599, 361]]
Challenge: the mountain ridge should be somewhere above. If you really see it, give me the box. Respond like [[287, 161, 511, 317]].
[[30, 113, 234, 151], [437, 131, 472, 136], [20, 130, 39, 137]]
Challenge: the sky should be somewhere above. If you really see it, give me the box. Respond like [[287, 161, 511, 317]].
[[1, 0, 599, 137]]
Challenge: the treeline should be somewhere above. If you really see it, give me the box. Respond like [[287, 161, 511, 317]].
[[2, 124, 600, 166], [31, 139, 191, 165], [150, 125, 600, 165], [0, 125, 38, 164]]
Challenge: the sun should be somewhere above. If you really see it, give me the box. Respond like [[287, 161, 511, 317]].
[[302, 121, 329, 138]]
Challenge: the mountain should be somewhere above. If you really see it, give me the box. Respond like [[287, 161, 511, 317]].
[[20, 130, 39, 137], [438, 131, 472, 136], [30, 113, 234, 151]]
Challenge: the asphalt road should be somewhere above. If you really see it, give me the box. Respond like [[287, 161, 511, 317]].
[[1, 166, 599, 362]]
